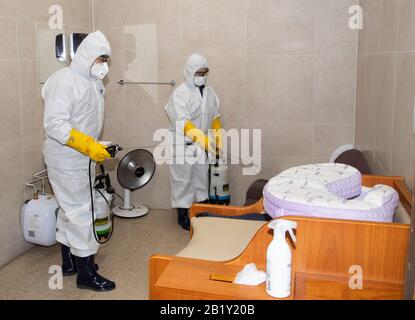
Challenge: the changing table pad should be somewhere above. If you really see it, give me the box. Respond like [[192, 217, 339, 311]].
[[264, 164, 399, 223]]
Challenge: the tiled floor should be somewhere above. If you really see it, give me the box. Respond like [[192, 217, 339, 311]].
[[0, 210, 189, 300]]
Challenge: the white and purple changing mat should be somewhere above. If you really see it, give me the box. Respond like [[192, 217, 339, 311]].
[[264, 163, 399, 223]]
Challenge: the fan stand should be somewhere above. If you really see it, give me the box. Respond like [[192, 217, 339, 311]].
[[113, 188, 149, 219]]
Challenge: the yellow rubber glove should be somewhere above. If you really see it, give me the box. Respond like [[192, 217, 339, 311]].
[[66, 128, 111, 162], [211, 117, 223, 151], [184, 121, 215, 154]]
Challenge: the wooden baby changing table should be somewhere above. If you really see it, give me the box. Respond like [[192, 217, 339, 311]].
[[149, 175, 412, 300]]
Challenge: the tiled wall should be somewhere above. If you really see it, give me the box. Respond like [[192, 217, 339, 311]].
[[2, 0, 412, 269], [94, 0, 359, 208], [355, 0, 415, 191], [0, 0, 91, 268]]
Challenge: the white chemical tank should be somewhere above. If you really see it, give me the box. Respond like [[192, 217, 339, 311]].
[[21, 194, 59, 247], [93, 190, 113, 240], [209, 163, 231, 205]]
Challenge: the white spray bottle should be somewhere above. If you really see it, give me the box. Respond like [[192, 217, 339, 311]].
[[266, 219, 297, 298]]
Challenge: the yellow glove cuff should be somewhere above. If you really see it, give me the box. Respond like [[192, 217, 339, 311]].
[[211, 117, 223, 150], [67, 128, 94, 155], [67, 128, 111, 162], [184, 121, 210, 152]]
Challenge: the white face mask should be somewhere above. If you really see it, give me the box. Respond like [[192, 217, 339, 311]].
[[90, 62, 109, 80], [194, 76, 207, 87]]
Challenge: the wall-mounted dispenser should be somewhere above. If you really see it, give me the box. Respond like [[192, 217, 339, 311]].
[[55, 33, 67, 63]]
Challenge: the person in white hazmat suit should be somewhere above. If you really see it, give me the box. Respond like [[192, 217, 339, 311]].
[[42, 31, 116, 292], [165, 53, 223, 230]]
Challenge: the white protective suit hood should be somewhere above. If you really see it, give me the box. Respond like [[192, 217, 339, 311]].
[[184, 53, 209, 88], [71, 31, 111, 79]]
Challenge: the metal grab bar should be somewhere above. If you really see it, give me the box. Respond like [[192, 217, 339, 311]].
[[117, 80, 176, 87]]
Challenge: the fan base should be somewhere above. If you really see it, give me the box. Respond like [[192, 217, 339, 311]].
[[113, 205, 149, 219]]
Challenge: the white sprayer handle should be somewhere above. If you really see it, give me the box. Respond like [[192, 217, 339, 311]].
[[288, 228, 297, 243]]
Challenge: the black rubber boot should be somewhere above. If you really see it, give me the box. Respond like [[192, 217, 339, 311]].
[[61, 245, 77, 277], [177, 208, 190, 231], [75, 255, 116, 292], [61, 245, 99, 277]]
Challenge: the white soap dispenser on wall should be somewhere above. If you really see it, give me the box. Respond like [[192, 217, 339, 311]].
[[266, 219, 297, 298]]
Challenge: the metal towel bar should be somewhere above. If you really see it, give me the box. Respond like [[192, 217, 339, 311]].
[[118, 80, 176, 87], [41, 80, 177, 87]]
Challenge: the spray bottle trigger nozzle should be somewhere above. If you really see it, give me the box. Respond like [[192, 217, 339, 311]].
[[288, 229, 297, 243]]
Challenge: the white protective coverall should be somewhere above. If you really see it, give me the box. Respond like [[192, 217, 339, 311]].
[[165, 53, 221, 209], [42, 31, 111, 257]]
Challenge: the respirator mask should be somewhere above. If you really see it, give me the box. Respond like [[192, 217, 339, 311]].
[[91, 62, 110, 80], [194, 75, 208, 87]]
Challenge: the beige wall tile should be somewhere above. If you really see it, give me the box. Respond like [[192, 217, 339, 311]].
[[260, 155, 314, 178], [248, 20, 315, 56], [315, 18, 357, 55], [355, 53, 395, 174], [17, 20, 37, 60], [0, 0, 92, 268], [94, 0, 129, 28], [103, 58, 125, 118], [0, 0, 16, 19], [246, 55, 314, 123], [229, 164, 261, 205], [0, 17, 17, 60], [372, 53, 395, 173], [123, 118, 169, 149], [248, 0, 316, 23], [0, 61, 20, 142], [316, 0, 359, 54], [15, 0, 63, 23], [182, 0, 245, 26], [0, 139, 25, 192], [19, 60, 43, 138], [317, 0, 360, 19], [397, 0, 415, 51], [314, 124, 354, 158], [22, 131, 46, 181], [392, 52, 415, 189], [183, 23, 245, 58], [379, 0, 398, 52], [358, 0, 381, 53], [355, 55, 369, 149], [315, 54, 356, 125], [356, 0, 415, 189], [124, 85, 173, 123], [125, 0, 181, 28], [62, 0, 91, 27], [101, 117, 124, 145], [14, 0, 89, 26], [0, 138, 27, 268], [245, 121, 314, 157], [208, 57, 247, 124]]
